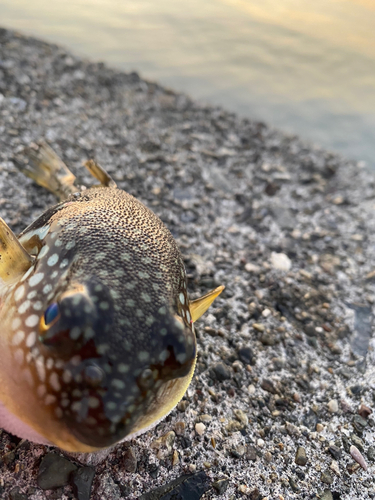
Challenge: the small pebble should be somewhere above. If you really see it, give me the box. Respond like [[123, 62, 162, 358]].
[[238, 484, 251, 495], [174, 421, 186, 435], [367, 446, 375, 461], [295, 447, 308, 466], [212, 478, 229, 494], [316, 423, 324, 433], [257, 439, 265, 448], [123, 447, 137, 473], [358, 404, 372, 419], [253, 323, 265, 332], [321, 470, 333, 485], [270, 252, 292, 271], [151, 431, 176, 452], [210, 362, 231, 381], [350, 445, 368, 471], [199, 414, 213, 423], [233, 409, 249, 427], [330, 460, 340, 477], [177, 400, 189, 412], [172, 450, 179, 466], [328, 445, 342, 460], [327, 400, 338, 413], [195, 422, 206, 436], [320, 490, 333, 500]]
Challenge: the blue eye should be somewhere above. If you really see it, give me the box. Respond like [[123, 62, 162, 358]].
[[44, 303, 60, 326]]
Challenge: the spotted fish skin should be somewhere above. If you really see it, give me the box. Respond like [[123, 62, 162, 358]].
[[0, 180, 199, 452]]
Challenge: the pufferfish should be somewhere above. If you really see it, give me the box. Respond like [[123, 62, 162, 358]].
[[0, 142, 224, 453]]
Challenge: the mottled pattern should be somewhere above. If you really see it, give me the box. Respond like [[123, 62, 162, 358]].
[[0, 186, 196, 452]]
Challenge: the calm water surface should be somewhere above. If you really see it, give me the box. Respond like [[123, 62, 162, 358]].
[[1, 0, 375, 167]]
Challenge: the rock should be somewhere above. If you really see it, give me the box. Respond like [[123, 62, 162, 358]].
[[261, 379, 277, 394], [9, 488, 28, 500], [233, 409, 249, 427], [195, 422, 206, 436], [123, 447, 137, 473], [151, 431, 176, 453], [212, 478, 229, 494], [352, 414, 367, 434], [237, 346, 255, 365], [350, 445, 368, 471], [210, 362, 231, 381], [295, 447, 307, 466], [303, 409, 319, 430], [358, 404, 372, 419], [350, 433, 365, 451], [70, 467, 96, 500], [37, 453, 78, 490], [367, 446, 375, 461], [327, 445, 342, 460], [327, 400, 338, 413], [139, 471, 210, 500], [321, 470, 333, 485], [270, 252, 292, 271], [320, 490, 333, 500]]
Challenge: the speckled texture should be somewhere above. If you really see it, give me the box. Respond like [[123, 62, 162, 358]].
[[0, 27, 375, 499]]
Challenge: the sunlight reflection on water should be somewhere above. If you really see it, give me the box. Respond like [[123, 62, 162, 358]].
[[0, 0, 374, 166]]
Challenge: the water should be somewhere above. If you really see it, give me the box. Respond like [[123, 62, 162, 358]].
[[1, 0, 375, 167]]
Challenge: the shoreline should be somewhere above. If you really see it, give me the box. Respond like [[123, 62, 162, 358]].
[[0, 28, 375, 500]]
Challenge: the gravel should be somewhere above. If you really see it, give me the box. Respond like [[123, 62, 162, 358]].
[[1, 27, 375, 499]]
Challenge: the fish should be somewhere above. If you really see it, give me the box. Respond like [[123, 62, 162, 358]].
[[0, 141, 224, 453]]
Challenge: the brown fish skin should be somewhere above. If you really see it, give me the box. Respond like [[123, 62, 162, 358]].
[[0, 142, 224, 453]]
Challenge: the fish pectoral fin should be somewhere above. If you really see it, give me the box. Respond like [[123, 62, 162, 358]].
[[189, 285, 225, 322], [14, 140, 77, 201], [0, 218, 34, 283], [84, 160, 117, 188]]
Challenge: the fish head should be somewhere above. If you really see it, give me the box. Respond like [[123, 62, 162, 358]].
[[0, 203, 197, 452]]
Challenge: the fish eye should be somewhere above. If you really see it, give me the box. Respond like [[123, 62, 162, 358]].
[[40, 303, 60, 333]]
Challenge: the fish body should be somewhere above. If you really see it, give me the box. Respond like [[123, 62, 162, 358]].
[[0, 142, 223, 452]]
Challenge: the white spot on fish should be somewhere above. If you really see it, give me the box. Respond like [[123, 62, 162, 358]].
[[18, 300, 31, 314], [138, 351, 150, 362], [35, 356, 46, 382], [141, 292, 151, 303], [26, 331, 36, 347], [47, 254, 59, 267], [29, 273, 44, 287], [38, 245, 49, 259], [25, 315, 39, 328], [33, 301, 43, 311], [12, 330, 25, 346], [43, 284, 53, 294], [111, 379, 125, 389], [66, 240, 76, 250], [11, 317, 21, 331], [49, 372, 61, 392], [117, 363, 130, 373]]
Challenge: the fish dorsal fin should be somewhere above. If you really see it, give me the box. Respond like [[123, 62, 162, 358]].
[[0, 218, 34, 283], [189, 285, 225, 322], [15, 141, 77, 201], [84, 160, 117, 188]]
